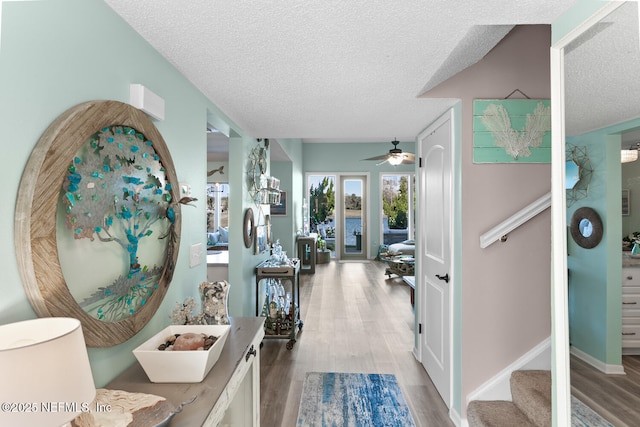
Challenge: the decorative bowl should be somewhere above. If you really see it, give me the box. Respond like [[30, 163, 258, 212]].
[[133, 324, 230, 383]]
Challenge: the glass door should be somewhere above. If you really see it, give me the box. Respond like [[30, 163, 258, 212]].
[[340, 175, 367, 260], [307, 175, 336, 258]]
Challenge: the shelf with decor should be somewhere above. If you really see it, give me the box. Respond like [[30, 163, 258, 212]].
[[248, 140, 282, 206], [255, 257, 302, 350], [254, 175, 281, 205]]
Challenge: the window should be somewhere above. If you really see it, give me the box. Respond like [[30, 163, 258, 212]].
[[380, 173, 414, 245]]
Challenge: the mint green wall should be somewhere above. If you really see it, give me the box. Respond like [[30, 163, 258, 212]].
[[271, 161, 296, 255], [302, 142, 415, 257], [0, 0, 259, 387], [551, 0, 612, 44], [566, 125, 628, 365], [227, 137, 270, 318], [271, 139, 304, 256]]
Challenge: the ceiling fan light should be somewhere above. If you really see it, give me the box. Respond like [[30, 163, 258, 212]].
[[621, 149, 638, 163], [388, 155, 403, 166]]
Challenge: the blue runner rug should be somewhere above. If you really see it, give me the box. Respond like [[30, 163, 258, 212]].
[[297, 372, 416, 427], [571, 396, 614, 427]]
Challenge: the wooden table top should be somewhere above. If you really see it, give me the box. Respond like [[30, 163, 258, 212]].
[[106, 317, 264, 426]]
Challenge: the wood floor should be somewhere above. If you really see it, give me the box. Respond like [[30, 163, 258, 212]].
[[259, 260, 453, 427], [571, 354, 640, 427]]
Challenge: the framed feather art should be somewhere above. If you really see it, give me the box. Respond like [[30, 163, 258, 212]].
[[473, 99, 551, 163]]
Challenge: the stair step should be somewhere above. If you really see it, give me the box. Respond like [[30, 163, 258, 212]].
[[511, 370, 551, 427], [467, 400, 536, 427]]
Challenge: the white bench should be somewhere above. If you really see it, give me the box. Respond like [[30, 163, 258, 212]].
[[402, 275, 415, 306]]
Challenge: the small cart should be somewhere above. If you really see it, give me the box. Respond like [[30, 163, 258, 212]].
[[255, 258, 303, 349]]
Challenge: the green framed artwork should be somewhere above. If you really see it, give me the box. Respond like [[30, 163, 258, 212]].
[[473, 99, 551, 163]]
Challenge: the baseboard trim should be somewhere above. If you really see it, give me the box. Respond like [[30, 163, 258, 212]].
[[449, 407, 463, 427], [570, 346, 626, 375], [465, 336, 551, 405]]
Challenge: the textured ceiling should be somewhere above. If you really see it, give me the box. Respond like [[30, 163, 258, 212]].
[[104, 0, 581, 151], [563, 2, 640, 143]]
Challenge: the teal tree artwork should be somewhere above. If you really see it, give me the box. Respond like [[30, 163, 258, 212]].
[[61, 125, 176, 321]]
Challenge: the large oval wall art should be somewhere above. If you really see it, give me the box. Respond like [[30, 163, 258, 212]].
[[15, 100, 181, 347]]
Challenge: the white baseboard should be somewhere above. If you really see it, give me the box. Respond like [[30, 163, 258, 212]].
[[570, 346, 625, 375], [465, 336, 551, 406], [450, 407, 463, 427]]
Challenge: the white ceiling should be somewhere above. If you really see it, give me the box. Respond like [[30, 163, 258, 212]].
[[563, 2, 640, 146], [104, 0, 584, 159]]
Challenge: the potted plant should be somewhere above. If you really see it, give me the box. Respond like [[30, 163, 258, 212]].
[[316, 237, 330, 264]]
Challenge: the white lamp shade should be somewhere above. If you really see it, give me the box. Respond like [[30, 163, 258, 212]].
[[0, 318, 96, 427], [388, 154, 403, 166], [621, 149, 638, 163]]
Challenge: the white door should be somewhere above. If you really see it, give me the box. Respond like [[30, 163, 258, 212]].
[[418, 110, 452, 408]]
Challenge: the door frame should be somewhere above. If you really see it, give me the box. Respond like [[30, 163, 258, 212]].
[[550, 2, 625, 425], [305, 172, 371, 261], [414, 107, 457, 410]]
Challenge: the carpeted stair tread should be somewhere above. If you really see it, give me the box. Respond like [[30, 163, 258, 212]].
[[467, 400, 537, 427], [510, 370, 551, 427]]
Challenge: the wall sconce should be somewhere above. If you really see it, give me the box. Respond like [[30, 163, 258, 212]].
[[130, 84, 165, 121], [0, 318, 95, 427]]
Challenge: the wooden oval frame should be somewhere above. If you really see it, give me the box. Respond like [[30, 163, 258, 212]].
[[243, 208, 255, 248], [15, 100, 181, 347], [570, 207, 603, 249]]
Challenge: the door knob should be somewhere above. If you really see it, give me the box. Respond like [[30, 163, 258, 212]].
[[435, 273, 449, 283]]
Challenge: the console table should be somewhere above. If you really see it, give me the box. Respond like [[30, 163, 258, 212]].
[[106, 317, 265, 426]]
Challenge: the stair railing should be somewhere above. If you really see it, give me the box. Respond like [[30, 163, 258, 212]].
[[479, 191, 551, 249]]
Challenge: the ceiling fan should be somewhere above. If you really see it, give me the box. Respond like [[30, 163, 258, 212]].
[[363, 140, 415, 165]]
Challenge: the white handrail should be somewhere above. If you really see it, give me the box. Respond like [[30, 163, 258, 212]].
[[479, 191, 551, 249]]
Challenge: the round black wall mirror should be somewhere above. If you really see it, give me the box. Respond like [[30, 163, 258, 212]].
[[243, 208, 255, 248], [570, 207, 603, 249]]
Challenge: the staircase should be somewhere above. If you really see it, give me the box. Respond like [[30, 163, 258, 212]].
[[468, 370, 551, 427]]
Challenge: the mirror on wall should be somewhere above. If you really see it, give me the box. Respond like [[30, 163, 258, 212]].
[[621, 129, 640, 240], [561, 2, 640, 423], [565, 160, 580, 190], [207, 124, 229, 253], [206, 182, 230, 250]]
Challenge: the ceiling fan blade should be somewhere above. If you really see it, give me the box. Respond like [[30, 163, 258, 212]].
[[362, 139, 415, 165], [363, 153, 391, 161], [402, 153, 415, 163]]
